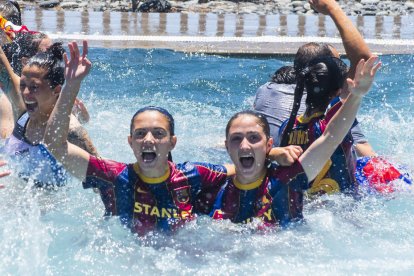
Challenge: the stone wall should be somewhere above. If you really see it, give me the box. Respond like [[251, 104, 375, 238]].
[[18, 0, 414, 15]]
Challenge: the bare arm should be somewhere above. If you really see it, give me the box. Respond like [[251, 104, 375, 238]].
[[300, 57, 380, 181], [0, 93, 14, 138], [43, 41, 92, 181], [224, 164, 235, 176], [72, 98, 90, 124], [309, 0, 371, 79], [0, 47, 25, 119], [354, 142, 376, 157], [68, 114, 98, 156], [268, 145, 303, 166]]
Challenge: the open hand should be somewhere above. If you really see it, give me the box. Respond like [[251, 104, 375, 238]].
[[347, 56, 381, 98], [64, 41, 91, 85]]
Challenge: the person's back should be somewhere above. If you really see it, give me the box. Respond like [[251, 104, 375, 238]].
[[284, 99, 357, 196], [279, 57, 358, 196], [254, 83, 306, 146], [255, 0, 375, 157], [254, 66, 306, 146]]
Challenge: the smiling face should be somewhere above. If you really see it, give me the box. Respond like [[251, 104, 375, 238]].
[[128, 110, 177, 177], [225, 114, 273, 184], [20, 65, 60, 121]]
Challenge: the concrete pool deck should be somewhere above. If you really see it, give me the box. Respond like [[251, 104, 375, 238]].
[[21, 9, 414, 54]]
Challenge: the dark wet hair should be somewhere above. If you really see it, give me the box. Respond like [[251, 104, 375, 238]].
[[280, 56, 348, 147], [0, 0, 22, 25], [3, 32, 49, 76], [270, 65, 296, 84], [225, 110, 271, 140], [294, 42, 334, 73], [130, 106, 175, 136], [130, 106, 175, 162], [25, 42, 65, 88]]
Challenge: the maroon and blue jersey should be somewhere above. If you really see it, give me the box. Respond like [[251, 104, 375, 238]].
[[84, 156, 227, 236], [210, 161, 308, 227], [279, 97, 358, 196]]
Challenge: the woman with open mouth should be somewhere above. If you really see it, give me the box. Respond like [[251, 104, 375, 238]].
[[42, 41, 302, 236], [209, 56, 381, 227], [42, 41, 234, 235], [0, 39, 97, 187]]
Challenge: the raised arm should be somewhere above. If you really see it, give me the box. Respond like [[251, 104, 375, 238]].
[[43, 41, 91, 181], [309, 0, 371, 79], [300, 56, 380, 181], [0, 47, 25, 119]]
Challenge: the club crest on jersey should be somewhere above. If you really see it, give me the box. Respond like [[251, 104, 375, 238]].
[[172, 186, 190, 204]]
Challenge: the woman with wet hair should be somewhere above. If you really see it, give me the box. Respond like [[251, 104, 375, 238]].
[[41, 41, 233, 235], [278, 56, 359, 197], [1, 42, 97, 187], [209, 58, 380, 226], [42, 41, 301, 235]]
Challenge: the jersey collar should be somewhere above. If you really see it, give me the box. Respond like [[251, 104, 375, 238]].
[[133, 163, 170, 184], [297, 111, 324, 124], [233, 172, 266, 191]]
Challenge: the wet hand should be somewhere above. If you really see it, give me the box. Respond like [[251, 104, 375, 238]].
[[347, 56, 381, 98], [272, 145, 303, 166], [308, 0, 340, 15], [64, 40, 91, 85]]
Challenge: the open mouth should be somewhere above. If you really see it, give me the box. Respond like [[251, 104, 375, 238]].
[[24, 100, 38, 112], [239, 155, 255, 169], [141, 150, 157, 163]]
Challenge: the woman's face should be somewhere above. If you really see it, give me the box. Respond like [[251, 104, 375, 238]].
[[20, 65, 60, 120], [225, 114, 273, 184], [128, 110, 176, 177]]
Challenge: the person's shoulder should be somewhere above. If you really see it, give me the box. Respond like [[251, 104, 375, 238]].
[[173, 161, 195, 172], [173, 161, 213, 174], [89, 155, 127, 176]]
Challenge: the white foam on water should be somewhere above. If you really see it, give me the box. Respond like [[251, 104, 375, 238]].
[[1, 49, 413, 274]]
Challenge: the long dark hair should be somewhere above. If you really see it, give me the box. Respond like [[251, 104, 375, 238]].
[[270, 65, 296, 84], [280, 56, 348, 147]]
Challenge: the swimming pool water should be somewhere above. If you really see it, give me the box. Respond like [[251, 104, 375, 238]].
[[0, 49, 413, 274]]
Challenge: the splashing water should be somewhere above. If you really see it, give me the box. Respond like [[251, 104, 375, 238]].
[[0, 49, 413, 274]]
